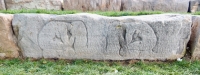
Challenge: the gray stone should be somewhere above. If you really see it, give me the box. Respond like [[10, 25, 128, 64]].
[[12, 14, 191, 60], [0, 0, 6, 10], [121, 0, 190, 12], [5, 0, 62, 10], [63, 0, 121, 11], [121, 0, 153, 11]]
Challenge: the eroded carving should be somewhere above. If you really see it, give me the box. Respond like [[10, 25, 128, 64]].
[[115, 22, 157, 57], [103, 20, 157, 57], [38, 20, 88, 58]]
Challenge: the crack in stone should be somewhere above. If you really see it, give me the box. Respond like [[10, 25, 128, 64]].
[[72, 37, 76, 50], [119, 24, 127, 57], [67, 29, 72, 40], [3, 0, 7, 10], [37, 18, 48, 58], [105, 34, 108, 53]]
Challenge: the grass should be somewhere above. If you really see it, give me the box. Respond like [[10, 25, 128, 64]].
[[193, 11, 200, 15], [189, 11, 200, 15], [0, 9, 163, 16], [89, 11, 163, 16], [0, 58, 199, 75]]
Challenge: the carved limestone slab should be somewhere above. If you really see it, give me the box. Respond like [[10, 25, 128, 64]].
[[12, 13, 191, 60]]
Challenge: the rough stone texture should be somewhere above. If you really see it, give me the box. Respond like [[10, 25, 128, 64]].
[[189, 16, 200, 60], [121, 0, 190, 12], [189, 0, 199, 13], [63, 0, 121, 11], [12, 14, 191, 60], [0, 0, 6, 10], [0, 14, 19, 58], [5, 0, 62, 10]]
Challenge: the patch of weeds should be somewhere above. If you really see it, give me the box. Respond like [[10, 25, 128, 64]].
[[2, 58, 21, 66], [71, 59, 86, 65]]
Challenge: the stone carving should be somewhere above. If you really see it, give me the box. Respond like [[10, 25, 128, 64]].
[[104, 20, 157, 58], [120, 22, 157, 57], [12, 14, 191, 60], [38, 20, 88, 58]]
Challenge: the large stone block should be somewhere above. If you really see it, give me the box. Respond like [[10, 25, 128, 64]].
[[5, 0, 62, 10], [189, 16, 200, 60], [12, 14, 191, 60], [0, 0, 6, 10], [121, 0, 190, 12], [63, 0, 121, 11], [0, 14, 19, 58], [189, 0, 200, 13]]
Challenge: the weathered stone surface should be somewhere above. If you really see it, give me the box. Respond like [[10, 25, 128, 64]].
[[63, 0, 121, 11], [189, 16, 200, 60], [0, 0, 6, 10], [12, 14, 191, 60], [189, 0, 200, 13], [5, 0, 62, 10], [121, 0, 190, 12], [0, 14, 19, 58]]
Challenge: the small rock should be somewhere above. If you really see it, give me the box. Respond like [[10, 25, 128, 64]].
[[177, 58, 183, 61]]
